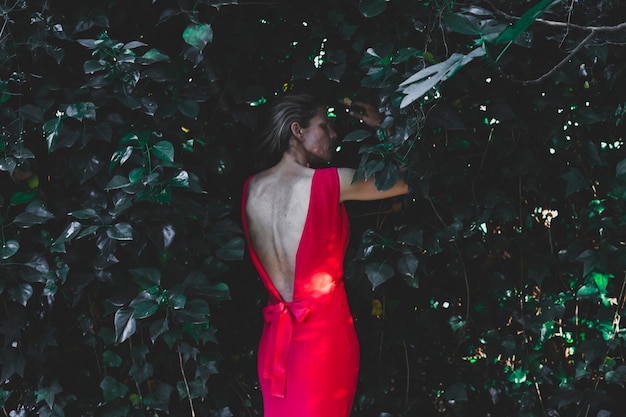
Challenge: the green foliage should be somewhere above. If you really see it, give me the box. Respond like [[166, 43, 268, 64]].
[[0, 0, 625, 416]]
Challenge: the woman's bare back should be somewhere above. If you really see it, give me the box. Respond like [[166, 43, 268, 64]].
[[245, 166, 314, 302]]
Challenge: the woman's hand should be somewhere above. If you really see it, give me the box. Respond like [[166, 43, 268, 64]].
[[347, 99, 384, 128]]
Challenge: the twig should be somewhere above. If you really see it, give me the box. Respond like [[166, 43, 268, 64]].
[[178, 348, 196, 417], [516, 30, 597, 86], [486, 1, 626, 33], [403, 339, 410, 404]]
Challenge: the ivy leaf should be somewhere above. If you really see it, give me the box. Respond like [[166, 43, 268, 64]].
[[374, 162, 399, 191], [130, 268, 162, 288], [143, 383, 174, 412], [343, 129, 373, 142], [184, 272, 232, 301], [0, 349, 26, 381], [174, 299, 210, 323], [168, 292, 187, 309], [171, 170, 190, 188], [0, 240, 19, 259], [132, 301, 159, 319], [35, 379, 63, 409], [114, 307, 137, 344], [0, 157, 17, 174], [150, 318, 169, 343], [10, 191, 37, 206], [84, 60, 108, 74], [178, 100, 200, 119], [397, 252, 419, 279], [19, 104, 44, 123], [103, 351, 123, 367], [152, 141, 175, 163], [139, 48, 170, 64], [100, 376, 128, 402], [8, 282, 33, 306], [216, 237, 244, 261], [66, 102, 96, 121], [561, 167, 587, 197], [105, 175, 131, 190], [52, 221, 82, 247], [365, 262, 394, 290], [358, 0, 387, 17], [129, 362, 154, 385], [592, 271, 611, 294], [183, 23, 213, 50], [605, 365, 626, 387], [13, 200, 55, 228], [43, 118, 63, 152], [107, 222, 133, 241]]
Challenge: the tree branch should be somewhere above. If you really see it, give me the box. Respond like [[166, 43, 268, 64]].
[[516, 30, 597, 86], [486, 1, 626, 33]]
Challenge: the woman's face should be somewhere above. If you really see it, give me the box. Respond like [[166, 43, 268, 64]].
[[300, 107, 337, 164]]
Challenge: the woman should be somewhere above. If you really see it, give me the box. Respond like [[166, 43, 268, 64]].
[[241, 93, 408, 417]]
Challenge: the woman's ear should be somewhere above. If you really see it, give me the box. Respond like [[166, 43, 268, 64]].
[[290, 121, 303, 140]]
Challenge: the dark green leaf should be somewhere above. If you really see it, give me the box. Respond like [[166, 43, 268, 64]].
[[106, 223, 133, 240], [344, 129, 373, 142], [114, 307, 136, 344], [374, 162, 399, 191], [561, 168, 587, 197], [0, 240, 19, 259], [143, 383, 174, 412], [8, 282, 33, 306], [183, 23, 213, 50], [100, 376, 128, 402], [171, 170, 190, 187], [397, 252, 419, 279], [19, 104, 44, 123], [139, 48, 170, 64], [358, 0, 387, 18], [365, 262, 394, 290], [132, 301, 159, 319], [174, 299, 210, 323], [103, 351, 123, 367], [53, 221, 82, 245], [84, 60, 108, 74], [43, 118, 63, 152], [0, 350, 26, 380], [10, 191, 37, 206], [0, 157, 17, 174], [129, 362, 153, 384], [178, 100, 200, 119], [152, 141, 175, 163], [216, 237, 244, 261], [168, 293, 187, 309], [150, 318, 169, 343], [66, 102, 96, 121], [130, 268, 162, 288]]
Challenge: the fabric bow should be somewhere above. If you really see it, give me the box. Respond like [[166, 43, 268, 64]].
[[262, 299, 311, 398]]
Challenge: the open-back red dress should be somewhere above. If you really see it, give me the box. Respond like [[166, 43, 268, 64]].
[[242, 167, 359, 417]]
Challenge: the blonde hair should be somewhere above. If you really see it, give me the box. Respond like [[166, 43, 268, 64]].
[[256, 93, 324, 167]]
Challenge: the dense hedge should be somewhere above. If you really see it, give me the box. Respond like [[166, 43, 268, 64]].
[[1, 0, 625, 416]]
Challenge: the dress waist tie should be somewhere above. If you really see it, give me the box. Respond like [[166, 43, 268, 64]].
[[262, 280, 340, 398]]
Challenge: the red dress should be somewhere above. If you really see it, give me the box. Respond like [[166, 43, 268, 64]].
[[242, 167, 359, 417]]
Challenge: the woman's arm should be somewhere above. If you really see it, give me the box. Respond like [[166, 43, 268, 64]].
[[338, 167, 408, 202]]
